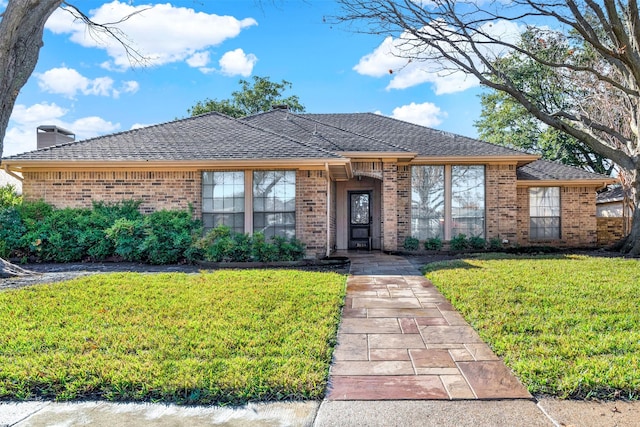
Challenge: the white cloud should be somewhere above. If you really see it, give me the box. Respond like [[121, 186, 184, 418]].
[[45, 1, 258, 70], [218, 48, 258, 77], [130, 123, 150, 130], [187, 51, 211, 68], [354, 19, 523, 94], [36, 67, 138, 99], [390, 102, 447, 127], [3, 102, 119, 156]]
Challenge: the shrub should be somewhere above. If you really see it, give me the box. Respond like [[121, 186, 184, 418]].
[[0, 207, 25, 257], [424, 236, 443, 251], [140, 209, 202, 264], [403, 236, 420, 251], [252, 232, 279, 262], [271, 235, 306, 261], [0, 184, 22, 209], [449, 233, 469, 251], [468, 235, 487, 250], [488, 237, 503, 251], [31, 208, 94, 262], [105, 218, 146, 261]]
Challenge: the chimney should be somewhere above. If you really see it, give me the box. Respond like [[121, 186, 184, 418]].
[[37, 125, 75, 149], [271, 104, 289, 110]]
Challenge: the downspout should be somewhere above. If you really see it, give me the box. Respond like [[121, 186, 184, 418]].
[[3, 164, 24, 182], [325, 163, 331, 258]]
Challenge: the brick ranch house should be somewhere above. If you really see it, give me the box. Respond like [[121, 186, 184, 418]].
[[1, 109, 615, 258]]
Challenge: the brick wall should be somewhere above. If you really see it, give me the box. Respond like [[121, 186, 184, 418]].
[[597, 217, 626, 245], [485, 164, 519, 243], [296, 169, 328, 258], [396, 165, 411, 246], [517, 185, 599, 247], [382, 162, 398, 251], [22, 170, 201, 215]]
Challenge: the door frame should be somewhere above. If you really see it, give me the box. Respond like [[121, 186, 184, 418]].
[[348, 190, 372, 250]]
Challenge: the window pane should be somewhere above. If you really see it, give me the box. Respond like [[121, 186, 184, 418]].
[[202, 171, 244, 233], [411, 166, 445, 240], [253, 170, 296, 238], [529, 187, 560, 240], [452, 165, 485, 237]]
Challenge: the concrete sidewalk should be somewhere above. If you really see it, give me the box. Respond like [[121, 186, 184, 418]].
[[2, 252, 639, 426]]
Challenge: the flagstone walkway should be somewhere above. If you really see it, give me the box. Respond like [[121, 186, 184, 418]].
[[326, 251, 532, 401]]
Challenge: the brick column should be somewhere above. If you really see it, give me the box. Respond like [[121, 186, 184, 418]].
[[382, 161, 398, 251]]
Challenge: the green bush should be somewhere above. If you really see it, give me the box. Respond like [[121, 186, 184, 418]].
[[449, 233, 469, 251], [0, 184, 22, 209], [197, 227, 306, 262], [0, 207, 25, 258], [424, 236, 443, 250], [468, 235, 487, 250], [403, 236, 420, 251], [105, 218, 146, 262], [488, 237, 503, 251], [140, 209, 202, 264]]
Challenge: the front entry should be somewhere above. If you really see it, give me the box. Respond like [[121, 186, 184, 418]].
[[348, 191, 372, 250]]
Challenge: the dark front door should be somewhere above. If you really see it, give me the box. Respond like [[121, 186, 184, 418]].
[[349, 191, 371, 250]]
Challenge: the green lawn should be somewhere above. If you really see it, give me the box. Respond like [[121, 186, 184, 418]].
[[423, 254, 640, 399], [0, 270, 346, 404]]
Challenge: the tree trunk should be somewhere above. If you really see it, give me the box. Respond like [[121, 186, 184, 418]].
[[0, 0, 63, 152], [1, 257, 33, 278], [621, 167, 640, 256]]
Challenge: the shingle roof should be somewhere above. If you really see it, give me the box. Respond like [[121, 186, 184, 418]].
[[2, 112, 342, 162], [301, 112, 530, 157], [242, 110, 411, 153], [516, 159, 611, 181], [597, 185, 624, 203]]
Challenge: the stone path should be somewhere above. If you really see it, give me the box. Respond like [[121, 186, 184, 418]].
[[326, 252, 532, 401]]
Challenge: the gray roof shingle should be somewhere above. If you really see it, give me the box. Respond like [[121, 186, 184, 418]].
[[2, 112, 342, 162], [301, 112, 530, 157], [516, 159, 611, 181]]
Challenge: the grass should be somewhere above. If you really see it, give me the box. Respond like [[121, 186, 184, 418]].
[[423, 254, 640, 400], [0, 270, 346, 404]]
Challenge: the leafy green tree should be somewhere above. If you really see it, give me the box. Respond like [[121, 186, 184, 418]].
[[475, 31, 614, 176], [188, 76, 305, 118]]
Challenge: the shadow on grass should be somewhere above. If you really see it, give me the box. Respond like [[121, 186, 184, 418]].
[[419, 249, 602, 275]]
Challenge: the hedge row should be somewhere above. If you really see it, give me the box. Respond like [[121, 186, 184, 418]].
[[0, 190, 305, 264]]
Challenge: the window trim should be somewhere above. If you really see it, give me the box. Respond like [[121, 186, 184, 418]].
[[411, 164, 486, 241], [529, 186, 561, 241]]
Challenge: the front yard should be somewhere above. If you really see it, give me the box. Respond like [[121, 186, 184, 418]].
[[423, 254, 640, 399], [0, 270, 346, 404]]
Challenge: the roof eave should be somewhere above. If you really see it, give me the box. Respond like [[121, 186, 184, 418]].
[[2, 158, 349, 171], [516, 177, 617, 189], [411, 155, 539, 166]]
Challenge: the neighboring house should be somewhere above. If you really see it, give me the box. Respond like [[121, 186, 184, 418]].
[[596, 185, 632, 245], [0, 109, 614, 258]]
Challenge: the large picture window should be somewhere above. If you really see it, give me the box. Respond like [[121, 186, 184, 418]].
[[452, 166, 485, 237], [411, 166, 444, 240], [529, 187, 560, 240], [411, 165, 485, 240], [253, 171, 296, 239], [202, 171, 245, 233]]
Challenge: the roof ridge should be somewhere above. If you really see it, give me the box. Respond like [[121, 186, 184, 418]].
[[299, 112, 411, 153], [235, 111, 345, 159]]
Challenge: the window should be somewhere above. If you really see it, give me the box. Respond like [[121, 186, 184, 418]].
[[452, 166, 485, 237], [411, 165, 485, 240], [253, 171, 296, 239], [411, 166, 444, 240], [202, 171, 245, 233], [529, 187, 560, 240]]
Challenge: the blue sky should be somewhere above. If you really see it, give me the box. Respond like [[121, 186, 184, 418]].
[[3, 0, 506, 157]]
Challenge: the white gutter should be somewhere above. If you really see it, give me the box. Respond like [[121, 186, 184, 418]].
[[325, 162, 331, 258]]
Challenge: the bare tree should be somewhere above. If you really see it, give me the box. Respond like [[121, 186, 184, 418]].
[[336, 0, 640, 255]]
